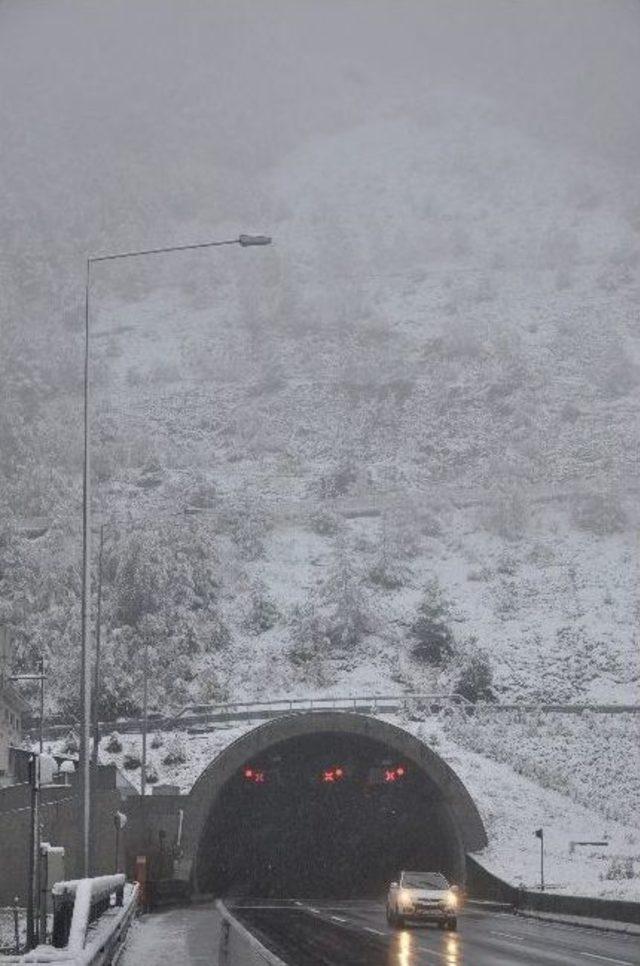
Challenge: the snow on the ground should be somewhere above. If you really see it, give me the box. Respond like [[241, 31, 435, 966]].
[[119, 907, 222, 966], [177, 499, 638, 711], [446, 710, 640, 826]]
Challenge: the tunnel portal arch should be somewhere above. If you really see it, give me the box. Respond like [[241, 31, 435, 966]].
[[182, 712, 487, 896]]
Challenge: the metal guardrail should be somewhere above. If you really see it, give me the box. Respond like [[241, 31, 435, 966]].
[[12, 876, 138, 965], [27, 693, 469, 740], [167, 694, 640, 724], [174, 693, 471, 733], [27, 694, 640, 742], [469, 703, 640, 714], [174, 691, 470, 719]]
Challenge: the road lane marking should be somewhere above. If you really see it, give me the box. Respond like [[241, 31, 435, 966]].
[[306, 907, 321, 914], [331, 915, 348, 923], [489, 930, 526, 941], [363, 926, 385, 935], [229, 904, 302, 909], [581, 954, 634, 966]]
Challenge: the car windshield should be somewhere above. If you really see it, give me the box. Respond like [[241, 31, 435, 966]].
[[402, 872, 449, 890]]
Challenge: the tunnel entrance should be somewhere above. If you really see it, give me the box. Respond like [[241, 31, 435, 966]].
[[196, 729, 467, 898]]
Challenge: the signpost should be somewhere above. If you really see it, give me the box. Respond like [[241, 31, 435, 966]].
[[534, 828, 545, 891]]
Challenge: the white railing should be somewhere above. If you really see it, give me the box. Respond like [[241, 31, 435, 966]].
[[15, 876, 138, 965]]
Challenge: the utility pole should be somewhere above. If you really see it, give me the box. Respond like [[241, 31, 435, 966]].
[[26, 754, 40, 950], [9, 663, 45, 947]]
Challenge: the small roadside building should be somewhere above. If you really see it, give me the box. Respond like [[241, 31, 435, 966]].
[[0, 626, 28, 787]]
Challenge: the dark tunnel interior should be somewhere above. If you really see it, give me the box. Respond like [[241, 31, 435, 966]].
[[197, 731, 464, 898]]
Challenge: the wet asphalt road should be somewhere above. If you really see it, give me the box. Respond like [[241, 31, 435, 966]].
[[229, 898, 640, 966]]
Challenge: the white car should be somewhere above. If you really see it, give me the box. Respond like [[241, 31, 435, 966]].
[[387, 871, 459, 930]]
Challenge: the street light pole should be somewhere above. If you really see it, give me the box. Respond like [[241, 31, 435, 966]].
[[80, 258, 92, 877], [79, 233, 271, 876], [92, 524, 104, 769], [89, 523, 104, 875]]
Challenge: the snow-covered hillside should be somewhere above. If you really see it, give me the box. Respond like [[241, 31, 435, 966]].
[[2, 3, 638, 887], [76, 103, 640, 711]]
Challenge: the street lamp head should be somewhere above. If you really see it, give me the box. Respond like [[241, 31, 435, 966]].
[[238, 234, 272, 247]]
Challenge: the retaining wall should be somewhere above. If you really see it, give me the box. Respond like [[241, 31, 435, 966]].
[[0, 784, 121, 906]]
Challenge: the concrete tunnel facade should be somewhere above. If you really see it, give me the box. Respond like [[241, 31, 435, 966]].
[[179, 712, 487, 898]]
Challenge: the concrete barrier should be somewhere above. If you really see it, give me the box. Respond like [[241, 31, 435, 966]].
[[466, 854, 640, 926], [518, 890, 640, 926], [215, 901, 286, 966], [465, 855, 519, 904]]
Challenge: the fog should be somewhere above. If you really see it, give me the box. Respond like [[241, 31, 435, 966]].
[[2, 0, 639, 320], [1, 0, 638, 723]]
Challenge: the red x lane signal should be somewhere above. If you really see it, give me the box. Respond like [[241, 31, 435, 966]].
[[321, 766, 345, 783], [384, 765, 407, 783], [243, 767, 266, 784]]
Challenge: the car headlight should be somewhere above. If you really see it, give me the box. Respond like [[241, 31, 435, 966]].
[[399, 889, 413, 906], [445, 891, 458, 908]]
